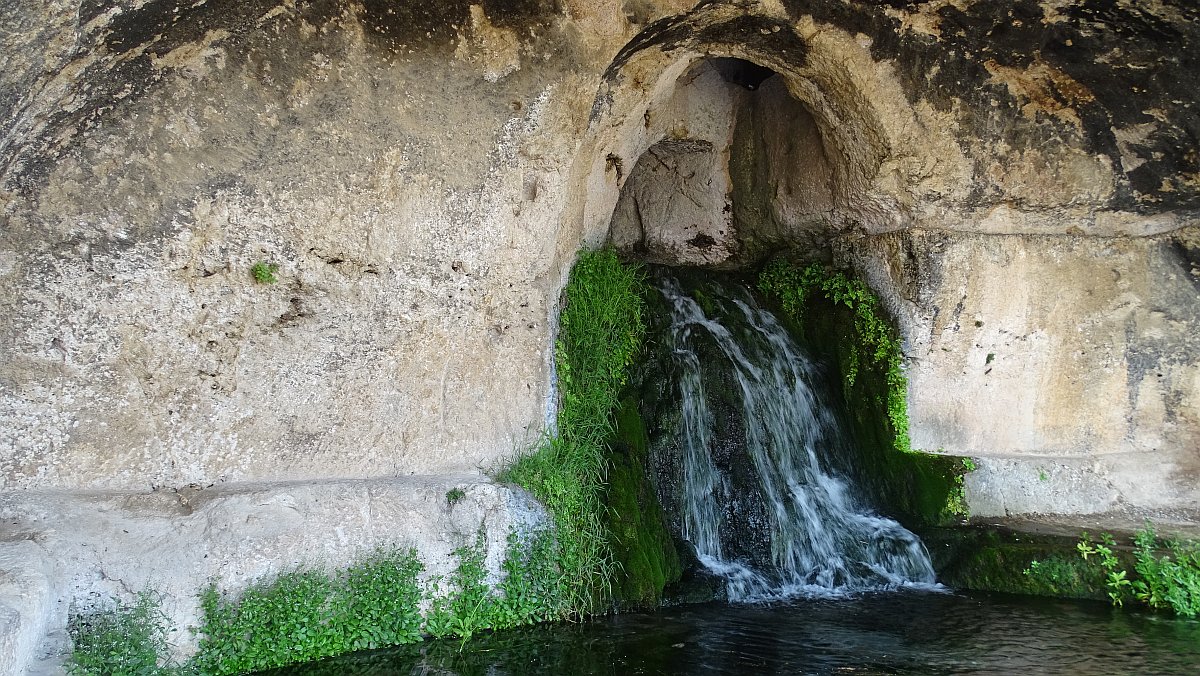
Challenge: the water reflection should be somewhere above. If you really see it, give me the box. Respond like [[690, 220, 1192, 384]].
[[266, 590, 1200, 675]]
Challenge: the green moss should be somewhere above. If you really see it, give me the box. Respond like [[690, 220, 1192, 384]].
[[921, 526, 1106, 600], [758, 259, 969, 526], [604, 396, 683, 608]]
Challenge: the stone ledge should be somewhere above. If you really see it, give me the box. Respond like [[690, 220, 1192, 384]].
[[0, 475, 547, 674]]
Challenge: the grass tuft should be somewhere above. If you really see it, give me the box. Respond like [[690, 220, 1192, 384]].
[[499, 248, 646, 616]]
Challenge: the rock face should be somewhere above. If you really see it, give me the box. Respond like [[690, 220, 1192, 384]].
[[0, 476, 546, 672], [846, 228, 1200, 515], [1, 0, 1198, 670]]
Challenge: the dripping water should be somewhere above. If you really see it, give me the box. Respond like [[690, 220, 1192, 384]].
[[656, 273, 936, 601]]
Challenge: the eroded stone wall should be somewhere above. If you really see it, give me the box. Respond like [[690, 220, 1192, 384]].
[[1, 4, 1199, 669]]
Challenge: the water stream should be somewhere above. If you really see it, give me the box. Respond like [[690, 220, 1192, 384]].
[[268, 270, 1200, 676], [654, 273, 934, 600]]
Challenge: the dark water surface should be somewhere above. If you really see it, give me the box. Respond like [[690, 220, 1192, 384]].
[[269, 590, 1200, 675]]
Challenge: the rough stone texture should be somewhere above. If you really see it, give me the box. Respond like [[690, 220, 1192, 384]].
[[845, 228, 1200, 515], [0, 541, 59, 676], [0, 476, 546, 672], [3, 0, 1197, 493], [609, 59, 741, 265], [1, 1, 574, 490], [0, 0, 1198, 668]]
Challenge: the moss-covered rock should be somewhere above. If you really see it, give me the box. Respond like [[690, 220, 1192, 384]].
[[920, 526, 1107, 600], [603, 396, 683, 608]]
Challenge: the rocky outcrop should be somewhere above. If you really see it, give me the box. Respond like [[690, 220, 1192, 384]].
[[845, 227, 1200, 515], [1, 0, 1198, 670]]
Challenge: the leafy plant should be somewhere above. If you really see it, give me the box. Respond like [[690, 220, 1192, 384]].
[[1130, 525, 1200, 617], [446, 487, 466, 505], [193, 547, 424, 674], [67, 590, 174, 676], [758, 260, 909, 453], [1077, 526, 1200, 617], [1076, 532, 1130, 606], [250, 261, 280, 284]]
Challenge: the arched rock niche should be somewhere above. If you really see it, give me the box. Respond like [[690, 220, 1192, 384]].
[[608, 57, 838, 267], [568, 6, 962, 269], [562, 5, 1200, 519]]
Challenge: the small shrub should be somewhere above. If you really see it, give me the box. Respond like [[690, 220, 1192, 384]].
[[67, 590, 173, 675], [250, 261, 280, 284]]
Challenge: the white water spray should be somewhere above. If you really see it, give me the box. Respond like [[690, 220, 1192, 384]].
[[657, 275, 936, 601]]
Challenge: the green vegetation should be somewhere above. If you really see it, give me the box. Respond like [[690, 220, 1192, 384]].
[[1022, 555, 1105, 597], [70, 248, 654, 674], [425, 533, 560, 647], [498, 248, 649, 615], [67, 591, 176, 675], [758, 260, 909, 453], [923, 526, 1105, 600], [758, 259, 970, 526], [250, 261, 279, 284], [1077, 526, 1200, 617], [603, 396, 682, 607], [194, 547, 424, 674]]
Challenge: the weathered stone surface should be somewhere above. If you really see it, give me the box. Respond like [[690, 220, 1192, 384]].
[[0, 0, 1198, 667], [0, 477, 546, 672], [3, 0, 1197, 493], [0, 541, 59, 676], [844, 228, 1200, 515]]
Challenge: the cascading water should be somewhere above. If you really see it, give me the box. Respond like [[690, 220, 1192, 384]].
[[655, 272, 935, 601]]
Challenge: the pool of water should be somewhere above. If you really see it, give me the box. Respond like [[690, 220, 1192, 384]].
[[267, 589, 1200, 675]]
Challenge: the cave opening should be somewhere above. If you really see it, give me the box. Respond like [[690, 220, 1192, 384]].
[[608, 56, 837, 270]]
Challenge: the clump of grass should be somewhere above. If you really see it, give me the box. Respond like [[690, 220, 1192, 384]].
[[499, 247, 646, 616], [250, 261, 279, 284], [67, 590, 174, 675], [194, 547, 424, 674]]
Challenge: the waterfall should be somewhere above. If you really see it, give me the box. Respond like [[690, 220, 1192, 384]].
[[655, 273, 936, 601]]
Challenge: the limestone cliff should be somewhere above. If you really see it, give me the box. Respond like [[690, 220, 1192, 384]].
[[0, 0, 1198, 670]]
